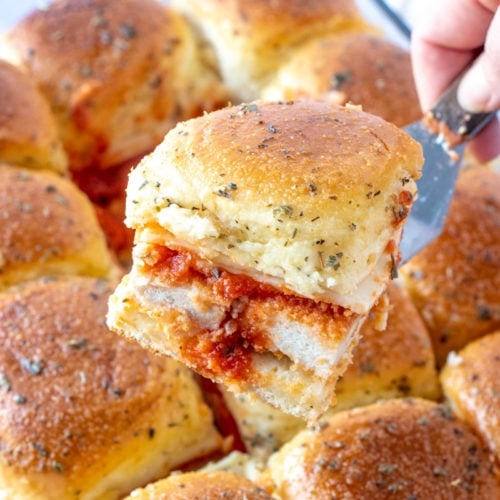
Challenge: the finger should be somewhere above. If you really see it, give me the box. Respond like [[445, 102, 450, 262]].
[[457, 8, 500, 112], [411, 38, 474, 110], [411, 0, 496, 109], [412, 0, 496, 48]]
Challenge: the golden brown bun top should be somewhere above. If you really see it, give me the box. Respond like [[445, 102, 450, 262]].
[[0, 60, 67, 172], [168, 101, 420, 196], [128, 100, 422, 308], [0, 276, 193, 477], [178, 0, 359, 33], [127, 471, 272, 499], [1, 0, 226, 170], [0, 164, 115, 288], [269, 398, 499, 499], [262, 32, 421, 127], [400, 166, 500, 367]]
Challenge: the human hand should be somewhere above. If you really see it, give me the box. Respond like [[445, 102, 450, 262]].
[[411, 0, 500, 163]]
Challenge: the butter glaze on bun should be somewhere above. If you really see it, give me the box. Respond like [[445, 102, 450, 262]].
[[267, 398, 500, 499], [172, 0, 370, 101], [0, 0, 230, 171], [0, 164, 118, 290], [0, 277, 222, 499], [107, 100, 422, 420], [0, 60, 67, 173]]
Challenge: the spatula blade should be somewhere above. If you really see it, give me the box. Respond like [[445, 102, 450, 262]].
[[399, 120, 465, 263]]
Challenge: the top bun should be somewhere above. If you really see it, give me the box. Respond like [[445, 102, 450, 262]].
[[0, 60, 67, 173], [0, 0, 230, 171], [128, 100, 422, 313], [172, 0, 371, 101]]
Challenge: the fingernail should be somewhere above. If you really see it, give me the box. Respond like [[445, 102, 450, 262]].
[[458, 62, 495, 113]]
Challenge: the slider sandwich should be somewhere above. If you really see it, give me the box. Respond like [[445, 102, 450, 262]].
[[107, 100, 422, 420]]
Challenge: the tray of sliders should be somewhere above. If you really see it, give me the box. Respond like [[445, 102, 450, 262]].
[[0, 0, 498, 498]]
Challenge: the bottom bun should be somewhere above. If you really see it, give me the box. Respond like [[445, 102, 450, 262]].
[[107, 267, 365, 421]]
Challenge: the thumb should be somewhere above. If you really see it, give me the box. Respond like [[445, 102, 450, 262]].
[[457, 8, 500, 113], [457, 55, 500, 112]]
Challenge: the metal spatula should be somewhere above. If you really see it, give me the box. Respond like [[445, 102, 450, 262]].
[[399, 77, 495, 263]]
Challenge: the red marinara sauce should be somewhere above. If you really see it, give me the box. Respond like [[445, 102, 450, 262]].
[[143, 245, 285, 379]]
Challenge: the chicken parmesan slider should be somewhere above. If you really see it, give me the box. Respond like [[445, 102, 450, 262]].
[[107, 100, 422, 420]]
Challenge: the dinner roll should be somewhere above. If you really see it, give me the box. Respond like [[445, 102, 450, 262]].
[[107, 100, 422, 420], [441, 330, 500, 463], [0, 276, 222, 499], [172, 0, 371, 101], [400, 165, 500, 367], [261, 32, 421, 127], [125, 470, 272, 499], [0, 59, 67, 173], [267, 398, 500, 499], [221, 281, 441, 458], [0, 0, 230, 171], [0, 164, 118, 290]]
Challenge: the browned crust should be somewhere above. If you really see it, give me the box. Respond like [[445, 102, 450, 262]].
[[183, 101, 421, 198], [0, 276, 221, 490], [0, 277, 160, 475], [145, 100, 422, 243], [179, 0, 360, 36], [0, 165, 114, 287], [171, 0, 370, 100]]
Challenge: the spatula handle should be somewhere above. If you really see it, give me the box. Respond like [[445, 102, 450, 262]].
[[430, 76, 496, 140]]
